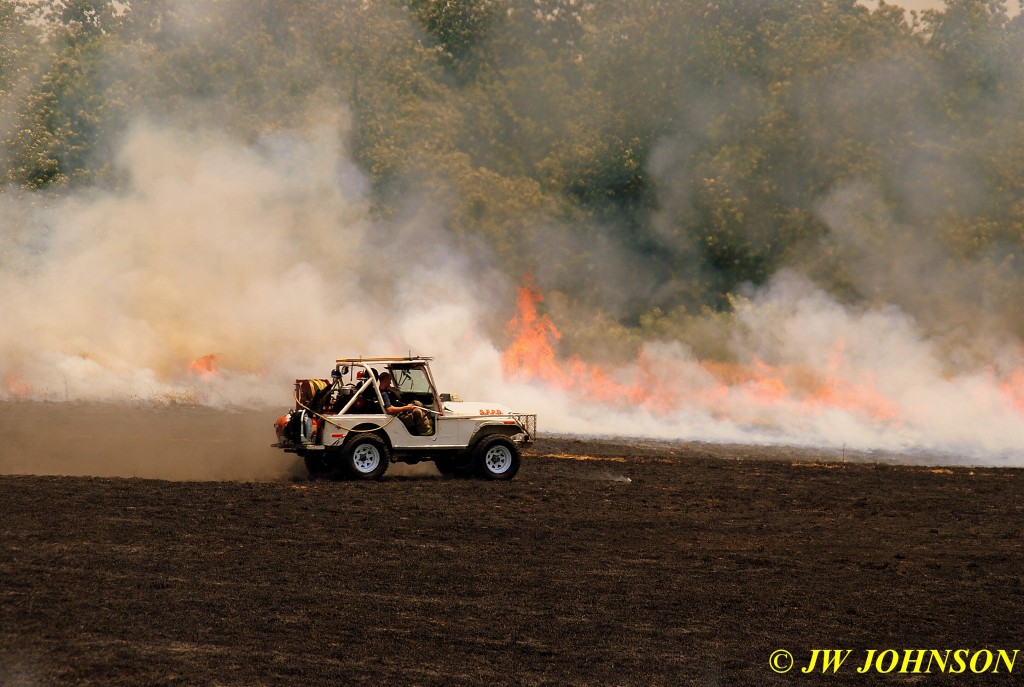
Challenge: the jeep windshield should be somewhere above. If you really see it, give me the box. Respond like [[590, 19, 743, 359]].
[[388, 364, 441, 412], [389, 366, 431, 394]]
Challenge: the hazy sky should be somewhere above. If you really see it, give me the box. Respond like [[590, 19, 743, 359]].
[[867, 0, 1021, 15]]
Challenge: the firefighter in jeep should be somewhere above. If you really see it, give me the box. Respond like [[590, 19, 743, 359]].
[[379, 372, 433, 436]]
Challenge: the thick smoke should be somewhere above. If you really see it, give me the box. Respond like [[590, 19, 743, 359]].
[[3, 0, 1024, 477], [0, 112, 515, 478], [0, 115, 501, 406], [498, 271, 1024, 460], [2, 130, 1022, 465]]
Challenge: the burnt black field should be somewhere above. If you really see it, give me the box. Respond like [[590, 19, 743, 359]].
[[3, 420, 1024, 686]]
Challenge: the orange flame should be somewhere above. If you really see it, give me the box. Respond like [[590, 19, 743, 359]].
[[188, 354, 219, 379], [501, 279, 567, 385], [804, 340, 900, 422], [501, 281, 903, 425], [5, 373, 33, 397], [501, 279, 659, 407], [998, 365, 1024, 415]]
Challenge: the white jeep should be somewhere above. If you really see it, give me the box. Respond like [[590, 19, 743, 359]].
[[273, 357, 536, 480]]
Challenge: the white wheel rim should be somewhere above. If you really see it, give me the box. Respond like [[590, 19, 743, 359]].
[[483, 445, 513, 474], [352, 444, 381, 473]]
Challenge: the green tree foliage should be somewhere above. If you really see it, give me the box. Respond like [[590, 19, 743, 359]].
[[4, 0, 1024, 346], [1, 1, 47, 184], [409, 0, 500, 74]]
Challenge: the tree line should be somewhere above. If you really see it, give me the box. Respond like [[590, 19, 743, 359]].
[[3, 0, 1024, 354]]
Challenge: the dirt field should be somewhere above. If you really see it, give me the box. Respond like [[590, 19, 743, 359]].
[[3, 405, 1024, 686]]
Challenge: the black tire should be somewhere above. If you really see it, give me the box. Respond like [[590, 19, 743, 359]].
[[341, 434, 390, 480], [473, 435, 520, 480], [303, 453, 328, 480]]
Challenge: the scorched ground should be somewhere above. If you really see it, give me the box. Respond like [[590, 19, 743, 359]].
[[2, 437, 1024, 686]]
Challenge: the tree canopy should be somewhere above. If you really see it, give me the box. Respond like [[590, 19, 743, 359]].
[[3, 0, 1024, 356]]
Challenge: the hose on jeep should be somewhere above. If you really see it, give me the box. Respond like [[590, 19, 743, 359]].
[[293, 386, 399, 435]]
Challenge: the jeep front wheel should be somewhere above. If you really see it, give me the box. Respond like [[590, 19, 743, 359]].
[[342, 435, 389, 480], [474, 435, 520, 480]]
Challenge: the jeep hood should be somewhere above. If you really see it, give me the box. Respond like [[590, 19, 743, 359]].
[[442, 400, 515, 417]]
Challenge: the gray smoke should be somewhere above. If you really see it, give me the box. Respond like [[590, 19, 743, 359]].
[[3, 0, 1024, 472]]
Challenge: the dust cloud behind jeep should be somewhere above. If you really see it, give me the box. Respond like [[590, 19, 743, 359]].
[[273, 357, 536, 480]]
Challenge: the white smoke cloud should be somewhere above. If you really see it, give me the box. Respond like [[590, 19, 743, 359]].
[[727, 272, 1024, 455], [4, 1, 1024, 471], [1, 115, 422, 403], [0, 111, 523, 409], [4, 116, 1024, 466], [486, 269, 1024, 464]]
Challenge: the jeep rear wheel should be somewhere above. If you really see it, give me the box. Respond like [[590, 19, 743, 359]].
[[303, 453, 328, 480], [342, 435, 389, 480], [474, 435, 520, 480]]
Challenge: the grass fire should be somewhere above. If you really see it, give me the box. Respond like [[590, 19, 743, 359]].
[[1, 0, 1023, 459], [3, 2, 1024, 683]]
